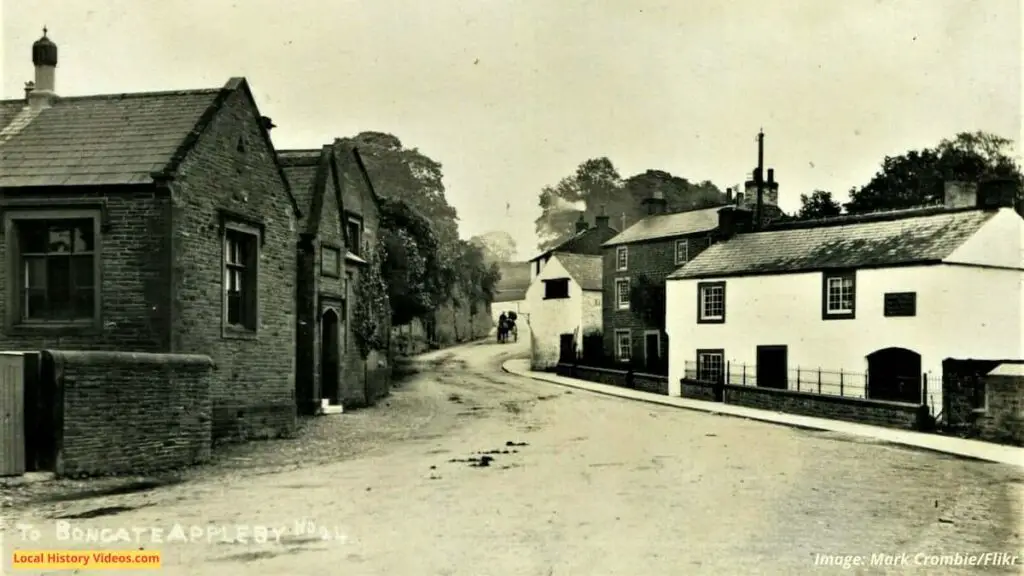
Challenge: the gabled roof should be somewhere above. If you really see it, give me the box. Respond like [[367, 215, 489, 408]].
[[552, 252, 602, 291], [668, 207, 999, 280], [0, 78, 301, 216], [278, 149, 321, 231], [529, 223, 619, 262], [603, 205, 726, 247]]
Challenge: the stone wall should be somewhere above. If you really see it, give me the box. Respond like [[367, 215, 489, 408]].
[[49, 350, 213, 477], [555, 363, 669, 395], [680, 379, 926, 430], [943, 359, 1024, 446], [171, 85, 297, 442]]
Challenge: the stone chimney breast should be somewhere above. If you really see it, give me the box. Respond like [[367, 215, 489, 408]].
[[944, 181, 978, 209]]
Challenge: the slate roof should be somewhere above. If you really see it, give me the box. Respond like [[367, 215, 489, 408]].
[[603, 205, 726, 246], [529, 223, 619, 262], [0, 88, 226, 187], [668, 207, 997, 280], [278, 149, 321, 230], [553, 252, 602, 291]]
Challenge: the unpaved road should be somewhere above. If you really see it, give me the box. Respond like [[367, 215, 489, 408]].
[[3, 339, 1023, 575]]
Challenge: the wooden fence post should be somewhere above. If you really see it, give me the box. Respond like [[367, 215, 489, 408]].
[[796, 367, 801, 392], [840, 369, 844, 396], [817, 368, 822, 394], [741, 363, 746, 386]]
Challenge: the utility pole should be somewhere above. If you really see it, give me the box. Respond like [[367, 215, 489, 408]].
[[755, 129, 765, 230]]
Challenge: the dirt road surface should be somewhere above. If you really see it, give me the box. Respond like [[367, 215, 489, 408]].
[[3, 339, 1022, 575]]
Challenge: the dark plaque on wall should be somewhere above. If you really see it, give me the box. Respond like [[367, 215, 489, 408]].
[[884, 292, 916, 317]]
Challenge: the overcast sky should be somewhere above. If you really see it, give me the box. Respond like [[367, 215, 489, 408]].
[[2, 0, 1020, 259]]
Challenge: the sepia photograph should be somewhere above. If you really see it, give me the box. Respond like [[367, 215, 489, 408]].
[[0, 0, 1021, 573]]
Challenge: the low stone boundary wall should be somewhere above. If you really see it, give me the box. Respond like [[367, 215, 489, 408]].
[[681, 379, 928, 430], [47, 350, 213, 477], [555, 363, 669, 396]]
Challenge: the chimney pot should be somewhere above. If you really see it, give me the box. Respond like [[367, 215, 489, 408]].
[[725, 187, 733, 202], [24, 81, 35, 100], [767, 168, 775, 183]]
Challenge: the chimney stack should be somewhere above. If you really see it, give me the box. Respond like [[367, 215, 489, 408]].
[[943, 181, 978, 209], [725, 187, 733, 203], [977, 178, 1018, 210], [575, 211, 589, 233], [595, 205, 610, 229], [29, 28, 58, 110], [716, 206, 753, 240], [642, 188, 668, 216]]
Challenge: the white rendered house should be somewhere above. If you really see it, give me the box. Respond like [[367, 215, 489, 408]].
[[525, 252, 603, 369], [665, 181, 1024, 419]]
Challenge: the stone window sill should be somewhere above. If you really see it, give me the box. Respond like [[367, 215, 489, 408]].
[[222, 325, 258, 341]]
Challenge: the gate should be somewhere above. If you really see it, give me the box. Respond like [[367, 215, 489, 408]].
[[0, 352, 26, 476]]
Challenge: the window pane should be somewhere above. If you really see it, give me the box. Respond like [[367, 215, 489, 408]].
[[74, 288, 94, 318], [23, 257, 45, 289], [46, 256, 72, 317], [71, 220, 94, 252], [227, 292, 241, 325], [22, 289, 47, 320], [47, 225, 72, 254], [19, 221, 48, 253], [72, 255, 93, 288]]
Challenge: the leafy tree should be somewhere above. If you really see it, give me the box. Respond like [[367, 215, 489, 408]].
[[629, 275, 666, 330], [797, 190, 843, 219], [378, 197, 442, 325], [845, 131, 1023, 214], [453, 240, 500, 316], [534, 159, 726, 252], [339, 132, 461, 271], [352, 238, 391, 358], [534, 158, 624, 252], [469, 230, 518, 263]]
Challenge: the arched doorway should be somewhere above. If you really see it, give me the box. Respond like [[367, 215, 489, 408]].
[[321, 309, 340, 405], [866, 347, 922, 403]]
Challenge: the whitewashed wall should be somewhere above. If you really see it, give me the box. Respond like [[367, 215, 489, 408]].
[[581, 291, 603, 335], [491, 300, 527, 327], [666, 263, 1024, 411], [525, 257, 585, 369]]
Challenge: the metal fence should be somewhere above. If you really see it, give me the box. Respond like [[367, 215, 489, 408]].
[[683, 360, 871, 398]]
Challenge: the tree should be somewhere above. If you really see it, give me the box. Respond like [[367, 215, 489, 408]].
[[352, 238, 391, 358], [468, 231, 518, 263], [378, 197, 441, 326], [338, 132, 461, 276], [797, 190, 843, 219], [630, 275, 666, 330], [534, 158, 624, 252], [845, 131, 1023, 214], [534, 160, 726, 252]]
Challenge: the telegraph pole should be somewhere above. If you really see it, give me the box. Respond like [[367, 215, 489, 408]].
[[755, 129, 765, 229]]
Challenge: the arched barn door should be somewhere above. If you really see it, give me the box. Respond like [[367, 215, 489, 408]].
[[321, 308, 341, 405], [866, 347, 922, 404]]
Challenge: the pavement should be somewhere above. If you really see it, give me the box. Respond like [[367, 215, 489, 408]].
[[502, 358, 1024, 469], [2, 339, 1022, 575]]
